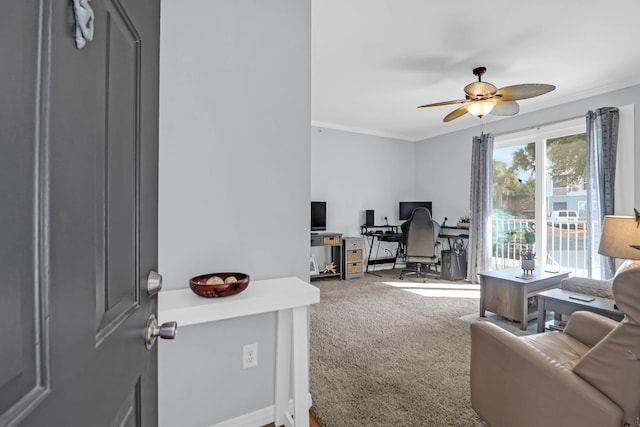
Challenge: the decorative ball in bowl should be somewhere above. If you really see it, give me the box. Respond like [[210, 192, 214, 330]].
[[189, 273, 250, 298]]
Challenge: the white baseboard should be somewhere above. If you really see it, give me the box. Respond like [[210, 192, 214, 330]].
[[209, 406, 273, 427], [210, 394, 312, 427]]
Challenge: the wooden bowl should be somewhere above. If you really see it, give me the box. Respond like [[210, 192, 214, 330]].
[[189, 273, 250, 298]]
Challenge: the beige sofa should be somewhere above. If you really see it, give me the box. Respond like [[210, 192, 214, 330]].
[[470, 267, 640, 427]]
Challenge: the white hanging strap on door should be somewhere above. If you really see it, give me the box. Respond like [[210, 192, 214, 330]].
[[72, 0, 95, 49]]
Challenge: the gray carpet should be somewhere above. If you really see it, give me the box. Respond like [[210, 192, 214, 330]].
[[309, 269, 531, 427]]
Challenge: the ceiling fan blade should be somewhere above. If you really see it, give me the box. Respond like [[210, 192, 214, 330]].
[[490, 100, 520, 116], [443, 105, 469, 122], [417, 98, 470, 108], [496, 84, 555, 101]]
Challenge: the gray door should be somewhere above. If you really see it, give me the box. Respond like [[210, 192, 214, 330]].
[[1, 1, 161, 425]]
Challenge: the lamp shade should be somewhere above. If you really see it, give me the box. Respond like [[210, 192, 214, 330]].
[[467, 99, 497, 118], [598, 215, 640, 260]]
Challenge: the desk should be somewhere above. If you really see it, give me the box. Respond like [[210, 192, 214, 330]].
[[361, 224, 471, 275], [360, 225, 402, 273], [360, 224, 399, 235], [439, 225, 469, 250], [158, 277, 319, 427]]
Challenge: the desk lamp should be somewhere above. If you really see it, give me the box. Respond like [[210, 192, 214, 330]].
[[598, 213, 640, 275]]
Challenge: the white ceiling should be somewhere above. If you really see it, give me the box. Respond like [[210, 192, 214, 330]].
[[311, 0, 640, 141]]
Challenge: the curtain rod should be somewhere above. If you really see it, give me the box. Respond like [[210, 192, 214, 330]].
[[491, 114, 586, 137]]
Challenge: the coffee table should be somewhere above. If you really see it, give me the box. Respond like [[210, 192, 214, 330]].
[[478, 267, 569, 330], [536, 288, 623, 333]]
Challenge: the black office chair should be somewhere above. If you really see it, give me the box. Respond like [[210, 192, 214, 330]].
[[399, 207, 441, 282]]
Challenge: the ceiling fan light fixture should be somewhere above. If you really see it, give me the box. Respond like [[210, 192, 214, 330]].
[[464, 81, 497, 98], [467, 99, 497, 118]]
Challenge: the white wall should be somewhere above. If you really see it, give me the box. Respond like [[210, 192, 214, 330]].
[[158, 0, 310, 425], [415, 85, 640, 218], [311, 127, 415, 262], [311, 127, 416, 232], [414, 140, 472, 225], [159, 0, 311, 286]]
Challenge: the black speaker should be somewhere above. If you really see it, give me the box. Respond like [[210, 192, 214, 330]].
[[365, 210, 375, 226]]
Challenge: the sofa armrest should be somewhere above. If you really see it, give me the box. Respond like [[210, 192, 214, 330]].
[[560, 276, 613, 299], [470, 321, 622, 427], [563, 311, 619, 347]]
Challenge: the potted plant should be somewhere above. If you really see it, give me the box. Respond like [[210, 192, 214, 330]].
[[504, 229, 520, 242], [520, 247, 536, 274], [524, 222, 536, 244], [457, 215, 471, 228]]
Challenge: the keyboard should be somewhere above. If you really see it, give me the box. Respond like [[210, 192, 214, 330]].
[[379, 233, 403, 242]]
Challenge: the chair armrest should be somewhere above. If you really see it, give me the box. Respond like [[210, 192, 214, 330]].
[[470, 321, 622, 427], [563, 311, 619, 347]]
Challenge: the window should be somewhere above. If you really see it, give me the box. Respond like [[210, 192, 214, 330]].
[[492, 118, 587, 276], [578, 200, 586, 212]]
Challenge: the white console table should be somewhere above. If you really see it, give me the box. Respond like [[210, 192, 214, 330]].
[[158, 276, 319, 427]]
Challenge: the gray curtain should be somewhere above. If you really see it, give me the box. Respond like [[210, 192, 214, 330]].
[[468, 133, 494, 283], [586, 107, 619, 279]]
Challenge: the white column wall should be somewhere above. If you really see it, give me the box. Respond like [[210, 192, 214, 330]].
[[158, 1, 310, 425]]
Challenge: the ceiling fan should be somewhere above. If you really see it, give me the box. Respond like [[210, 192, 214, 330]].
[[418, 67, 555, 122]]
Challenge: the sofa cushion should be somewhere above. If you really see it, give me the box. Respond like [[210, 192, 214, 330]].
[[520, 331, 590, 369], [560, 276, 613, 299]]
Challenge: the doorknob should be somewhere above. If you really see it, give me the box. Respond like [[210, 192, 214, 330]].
[[147, 271, 163, 296], [145, 314, 177, 350]]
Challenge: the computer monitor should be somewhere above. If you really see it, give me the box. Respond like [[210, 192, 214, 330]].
[[399, 201, 432, 221], [311, 201, 327, 231]]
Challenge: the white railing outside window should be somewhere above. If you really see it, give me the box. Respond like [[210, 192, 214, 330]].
[[491, 218, 588, 277]]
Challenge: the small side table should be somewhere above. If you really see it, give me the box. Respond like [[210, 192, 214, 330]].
[[158, 277, 320, 427], [536, 288, 623, 333]]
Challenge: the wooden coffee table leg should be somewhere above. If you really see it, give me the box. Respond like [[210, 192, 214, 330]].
[[520, 292, 528, 331]]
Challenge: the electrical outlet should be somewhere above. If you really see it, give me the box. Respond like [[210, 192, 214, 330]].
[[243, 343, 258, 369]]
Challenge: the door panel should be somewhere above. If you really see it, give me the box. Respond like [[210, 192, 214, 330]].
[[111, 381, 141, 427], [97, 0, 142, 343], [0, 0, 160, 425], [0, 1, 49, 423]]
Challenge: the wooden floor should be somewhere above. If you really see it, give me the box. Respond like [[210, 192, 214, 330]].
[[262, 411, 321, 427]]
